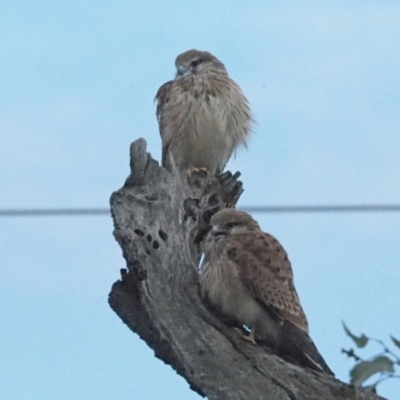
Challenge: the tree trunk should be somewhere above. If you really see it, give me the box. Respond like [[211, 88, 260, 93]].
[[108, 139, 386, 400]]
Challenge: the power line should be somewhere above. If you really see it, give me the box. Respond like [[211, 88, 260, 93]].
[[0, 208, 109, 217], [243, 205, 400, 213], [1, 204, 400, 217]]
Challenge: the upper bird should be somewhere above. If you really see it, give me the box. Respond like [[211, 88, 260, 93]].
[[200, 209, 334, 375], [155, 50, 251, 176]]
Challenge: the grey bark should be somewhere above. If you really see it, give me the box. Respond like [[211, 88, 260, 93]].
[[108, 138, 386, 400]]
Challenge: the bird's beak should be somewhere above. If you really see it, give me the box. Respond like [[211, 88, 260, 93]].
[[211, 226, 226, 238], [176, 65, 187, 77]]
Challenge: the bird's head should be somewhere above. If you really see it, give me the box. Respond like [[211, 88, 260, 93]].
[[174, 49, 227, 78], [209, 209, 260, 241]]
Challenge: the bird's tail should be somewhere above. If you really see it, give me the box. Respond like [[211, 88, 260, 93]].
[[278, 321, 334, 376]]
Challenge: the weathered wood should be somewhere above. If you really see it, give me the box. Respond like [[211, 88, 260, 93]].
[[108, 138, 386, 400]]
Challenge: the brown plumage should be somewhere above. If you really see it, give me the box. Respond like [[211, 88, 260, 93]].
[[155, 49, 251, 175], [200, 209, 334, 375]]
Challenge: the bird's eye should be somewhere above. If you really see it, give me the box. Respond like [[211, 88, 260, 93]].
[[226, 222, 239, 229], [190, 59, 201, 68]]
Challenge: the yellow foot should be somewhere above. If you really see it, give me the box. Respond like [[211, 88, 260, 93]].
[[189, 167, 208, 177], [234, 328, 257, 345]]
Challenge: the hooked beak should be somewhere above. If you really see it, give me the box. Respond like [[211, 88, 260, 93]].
[[176, 64, 188, 77], [211, 226, 226, 238]]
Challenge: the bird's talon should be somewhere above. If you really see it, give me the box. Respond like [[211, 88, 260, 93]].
[[234, 328, 257, 345], [198, 168, 208, 177], [189, 167, 208, 177]]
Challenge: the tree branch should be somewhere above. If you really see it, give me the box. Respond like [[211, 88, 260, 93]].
[[108, 138, 386, 400]]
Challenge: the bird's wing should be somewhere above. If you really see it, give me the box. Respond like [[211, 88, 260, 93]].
[[226, 230, 309, 333], [279, 317, 334, 375], [155, 80, 175, 166], [225, 81, 252, 149]]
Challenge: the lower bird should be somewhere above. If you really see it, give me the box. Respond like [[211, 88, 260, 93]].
[[200, 208, 334, 375], [155, 49, 251, 176]]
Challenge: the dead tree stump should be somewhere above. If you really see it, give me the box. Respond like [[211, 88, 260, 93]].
[[108, 138, 386, 400]]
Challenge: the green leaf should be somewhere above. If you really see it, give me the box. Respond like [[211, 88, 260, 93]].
[[342, 322, 369, 348], [390, 335, 400, 350], [350, 356, 394, 387]]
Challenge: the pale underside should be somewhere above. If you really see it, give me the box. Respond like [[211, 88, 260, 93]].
[[156, 74, 251, 174]]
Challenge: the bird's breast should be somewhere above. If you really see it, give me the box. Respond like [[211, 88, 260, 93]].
[[200, 254, 264, 328], [162, 75, 250, 173]]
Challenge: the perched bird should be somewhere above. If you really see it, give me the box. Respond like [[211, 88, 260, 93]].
[[155, 49, 251, 176], [200, 209, 334, 375]]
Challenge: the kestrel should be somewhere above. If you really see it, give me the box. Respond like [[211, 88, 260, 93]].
[[155, 49, 251, 176], [200, 209, 334, 375]]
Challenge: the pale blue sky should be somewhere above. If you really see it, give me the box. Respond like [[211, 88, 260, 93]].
[[1, 1, 400, 399]]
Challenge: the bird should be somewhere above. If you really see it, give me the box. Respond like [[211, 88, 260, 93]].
[[155, 49, 251, 176], [199, 208, 334, 375]]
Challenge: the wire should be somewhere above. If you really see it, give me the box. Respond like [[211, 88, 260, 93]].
[[243, 205, 400, 213], [1, 204, 400, 217], [0, 208, 109, 217]]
